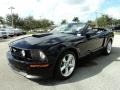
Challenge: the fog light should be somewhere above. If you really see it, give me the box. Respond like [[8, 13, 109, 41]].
[[39, 51, 46, 60], [21, 50, 25, 57], [30, 64, 49, 68]]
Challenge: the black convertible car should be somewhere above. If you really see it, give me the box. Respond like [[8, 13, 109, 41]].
[[7, 23, 114, 80]]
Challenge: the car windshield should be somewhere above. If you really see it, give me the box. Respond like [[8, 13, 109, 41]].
[[51, 23, 85, 34]]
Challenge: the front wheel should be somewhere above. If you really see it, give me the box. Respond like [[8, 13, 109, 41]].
[[54, 51, 76, 80]]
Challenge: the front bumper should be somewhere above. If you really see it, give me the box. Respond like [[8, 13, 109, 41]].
[[7, 51, 54, 78]]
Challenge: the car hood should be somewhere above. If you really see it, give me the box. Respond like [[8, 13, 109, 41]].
[[10, 33, 83, 49]]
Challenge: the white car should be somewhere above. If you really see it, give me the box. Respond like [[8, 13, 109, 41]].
[[4, 28, 14, 37], [0, 29, 7, 38], [14, 28, 23, 36]]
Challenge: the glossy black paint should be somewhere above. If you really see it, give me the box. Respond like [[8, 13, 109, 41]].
[[7, 23, 114, 78]]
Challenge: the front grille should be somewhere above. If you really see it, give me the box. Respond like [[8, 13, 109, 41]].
[[10, 47, 32, 61]]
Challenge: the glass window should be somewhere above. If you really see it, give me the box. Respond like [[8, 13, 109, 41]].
[[51, 23, 86, 34]]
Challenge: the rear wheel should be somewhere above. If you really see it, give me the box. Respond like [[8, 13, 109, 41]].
[[54, 51, 76, 80], [103, 40, 112, 55]]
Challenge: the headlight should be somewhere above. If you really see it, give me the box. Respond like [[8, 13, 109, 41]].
[[39, 51, 46, 60]]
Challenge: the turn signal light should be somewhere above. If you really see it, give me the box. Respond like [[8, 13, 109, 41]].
[[30, 64, 49, 68]]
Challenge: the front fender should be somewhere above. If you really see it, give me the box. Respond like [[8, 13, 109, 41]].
[[47, 42, 79, 65]]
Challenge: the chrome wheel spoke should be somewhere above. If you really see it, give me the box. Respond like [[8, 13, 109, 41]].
[[67, 54, 73, 62], [107, 42, 112, 53], [69, 63, 74, 67], [63, 58, 67, 63], [108, 47, 111, 50], [61, 65, 66, 71], [65, 67, 69, 75]]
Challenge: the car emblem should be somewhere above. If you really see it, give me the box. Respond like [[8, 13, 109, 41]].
[[21, 50, 25, 57]]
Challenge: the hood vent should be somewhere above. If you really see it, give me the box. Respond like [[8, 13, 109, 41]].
[[32, 33, 52, 38]]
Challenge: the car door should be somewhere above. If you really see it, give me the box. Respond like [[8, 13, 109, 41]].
[[85, 28, 104, 52], [77, 26, 103, 56], [94, 28, 105, 49]]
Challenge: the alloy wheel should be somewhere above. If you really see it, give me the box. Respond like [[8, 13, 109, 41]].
[[107, 41, 112, 54], [60, 54, 75, 77]]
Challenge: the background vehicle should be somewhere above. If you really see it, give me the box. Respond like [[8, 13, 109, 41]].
[[7, 23, 114, 80], [0, 25, 15, 37], [22, 31, 27, 35], [14, 28, 26, 36], [0, 29, 8, 38], [112, 25, 120, 32], [4, 28, 14, 37]]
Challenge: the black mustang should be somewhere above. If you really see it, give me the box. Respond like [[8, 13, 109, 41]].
[[7, 23, 114, 80]]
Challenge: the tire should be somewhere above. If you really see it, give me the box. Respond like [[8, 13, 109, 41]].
[[16, 34, 19, 36], [54, 51, 76, 80], [103, 40, 112, 55]]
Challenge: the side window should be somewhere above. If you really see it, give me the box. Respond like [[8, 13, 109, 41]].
[[87, 26, 98, 32], [86, 26, 98, 36]]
